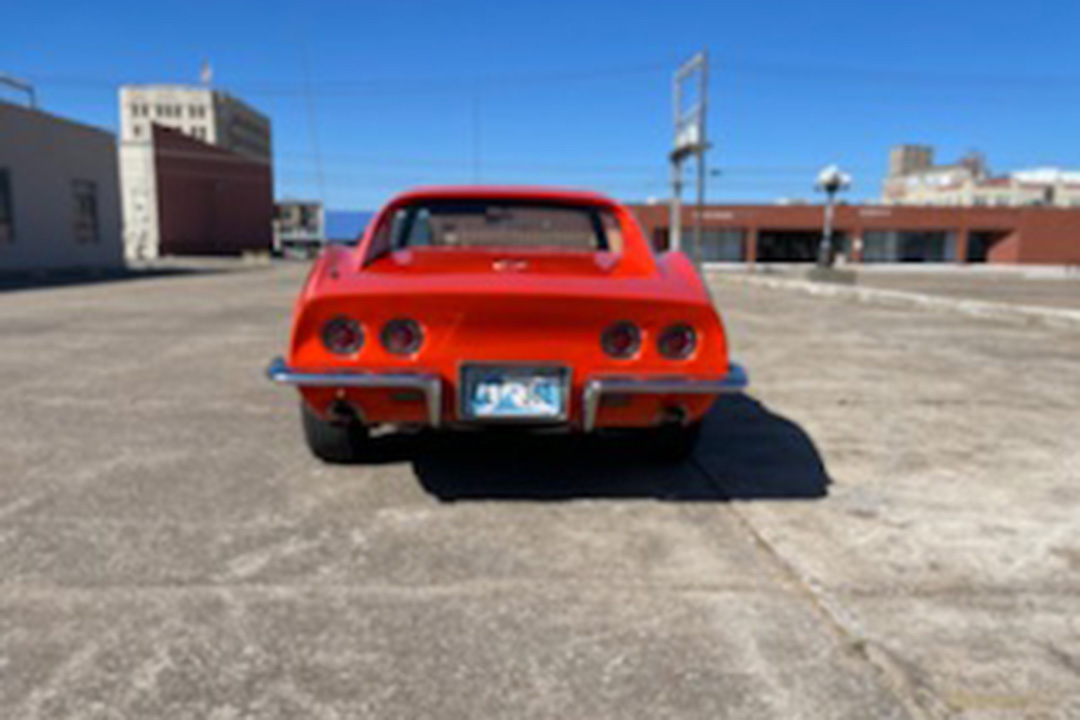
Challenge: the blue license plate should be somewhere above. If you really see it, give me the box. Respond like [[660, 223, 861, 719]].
[[463, 366, 567, 420]]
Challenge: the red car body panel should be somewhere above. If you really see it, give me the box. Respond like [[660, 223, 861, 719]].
[[281, 186, 740, 430]]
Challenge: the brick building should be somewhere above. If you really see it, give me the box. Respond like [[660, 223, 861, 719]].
[[630, 203, 1080, 265], [124, 126, 273, 257]]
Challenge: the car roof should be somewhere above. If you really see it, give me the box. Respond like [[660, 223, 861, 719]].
[[388, 185, 619, 207]]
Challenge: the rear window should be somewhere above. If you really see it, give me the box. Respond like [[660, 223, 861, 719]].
[[385, 201, 624, 253]]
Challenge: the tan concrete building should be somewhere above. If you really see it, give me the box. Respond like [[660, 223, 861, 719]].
[[883, 145, 1080, 208], [119, 85, 271, 160], [0, 101, 123, 270], [118, 85, 272, 258]]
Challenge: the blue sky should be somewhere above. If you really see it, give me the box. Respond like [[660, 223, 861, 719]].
[[4, 0, 1080, 209]]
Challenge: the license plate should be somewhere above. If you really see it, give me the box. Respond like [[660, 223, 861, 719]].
[[462, 366, 568, 420]]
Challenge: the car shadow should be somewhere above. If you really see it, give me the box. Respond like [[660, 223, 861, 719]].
[[358, 394, 831, 502]]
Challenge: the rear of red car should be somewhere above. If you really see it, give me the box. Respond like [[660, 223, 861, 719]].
[[269, 187, 747, 462]]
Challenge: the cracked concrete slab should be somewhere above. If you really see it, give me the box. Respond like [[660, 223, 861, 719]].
[[1, 262, 1077, 718]]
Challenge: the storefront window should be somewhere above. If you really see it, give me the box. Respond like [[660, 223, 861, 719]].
[[698, 229, 746, 262], [862, 230, 957, 262]]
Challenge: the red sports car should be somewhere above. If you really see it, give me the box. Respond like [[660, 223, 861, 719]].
[[268, 186, 747, 462]]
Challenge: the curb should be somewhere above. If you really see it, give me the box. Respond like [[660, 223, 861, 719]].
[[708, 272, 1080, 331]]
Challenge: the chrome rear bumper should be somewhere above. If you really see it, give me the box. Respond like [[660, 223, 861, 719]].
[[582, 363, 748, 432], [267, 357, 747, 433], [266, 356, 443, 427]]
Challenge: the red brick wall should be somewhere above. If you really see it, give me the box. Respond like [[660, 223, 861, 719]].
[[153, 126, 273, 255], [1013, 210, 1080, 264]]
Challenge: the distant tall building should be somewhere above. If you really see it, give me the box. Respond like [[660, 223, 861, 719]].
[[118, 85, 273, 259], [888, 145, 934, 178], [882, 144, 1080, 208], [119, 85, 271, 161]]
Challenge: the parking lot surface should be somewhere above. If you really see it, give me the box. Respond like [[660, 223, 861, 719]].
[[753, 266, 1080, 311], [1, 263, 1077, 719]]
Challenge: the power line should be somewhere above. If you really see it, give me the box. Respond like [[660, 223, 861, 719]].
[[299, 45, 326, 204], [726, 58, 1080, 89], [19, 61, 673, 98], [24, 57, 1080, 96], [274, 149, 877, 177]]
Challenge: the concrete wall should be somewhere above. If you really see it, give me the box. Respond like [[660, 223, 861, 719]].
[[0, 102, 123, 271], [119, 142, 160, 260]]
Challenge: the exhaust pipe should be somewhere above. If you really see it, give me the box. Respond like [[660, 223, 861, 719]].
[[327, 399, 358, 425], [659, 405, 688, 427]]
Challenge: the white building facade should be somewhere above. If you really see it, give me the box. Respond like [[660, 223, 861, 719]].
[[0, 101, 123, 270]]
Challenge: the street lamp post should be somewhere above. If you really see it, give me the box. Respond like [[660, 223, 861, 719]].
[[815, 165, 852, 268]]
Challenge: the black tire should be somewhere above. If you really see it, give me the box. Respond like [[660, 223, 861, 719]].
[[300, 402, 370, 464], [648, 422, 703, 463]]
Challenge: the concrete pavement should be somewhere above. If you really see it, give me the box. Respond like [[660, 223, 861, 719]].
[[0, 262, 1077, 718]]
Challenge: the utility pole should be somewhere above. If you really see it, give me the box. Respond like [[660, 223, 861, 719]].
[[670, 51, 710, 263], [694, 53, 708, 262], [670, 161, 683, 253]]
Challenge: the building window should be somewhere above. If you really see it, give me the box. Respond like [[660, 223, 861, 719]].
[[863, 230, 956, 262], [133, 124, 143, 138], [72, 180, 100, 244], [0, 168, 14, 243], [699, 229, 746, 262]]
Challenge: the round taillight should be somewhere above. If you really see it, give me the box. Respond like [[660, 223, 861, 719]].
[[322, 316, 364, 355], [658, 324, 697, 359], [601, 322, 641, 359], [381, 318, 423, 355]]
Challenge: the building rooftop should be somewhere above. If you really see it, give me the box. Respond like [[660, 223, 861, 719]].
[[0, 99, 114, 139]]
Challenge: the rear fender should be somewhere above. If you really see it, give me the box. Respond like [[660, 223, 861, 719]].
[[289, 289, 728, 374]]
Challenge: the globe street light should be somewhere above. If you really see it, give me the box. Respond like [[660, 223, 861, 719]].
[[815, 165, 852, 268]]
